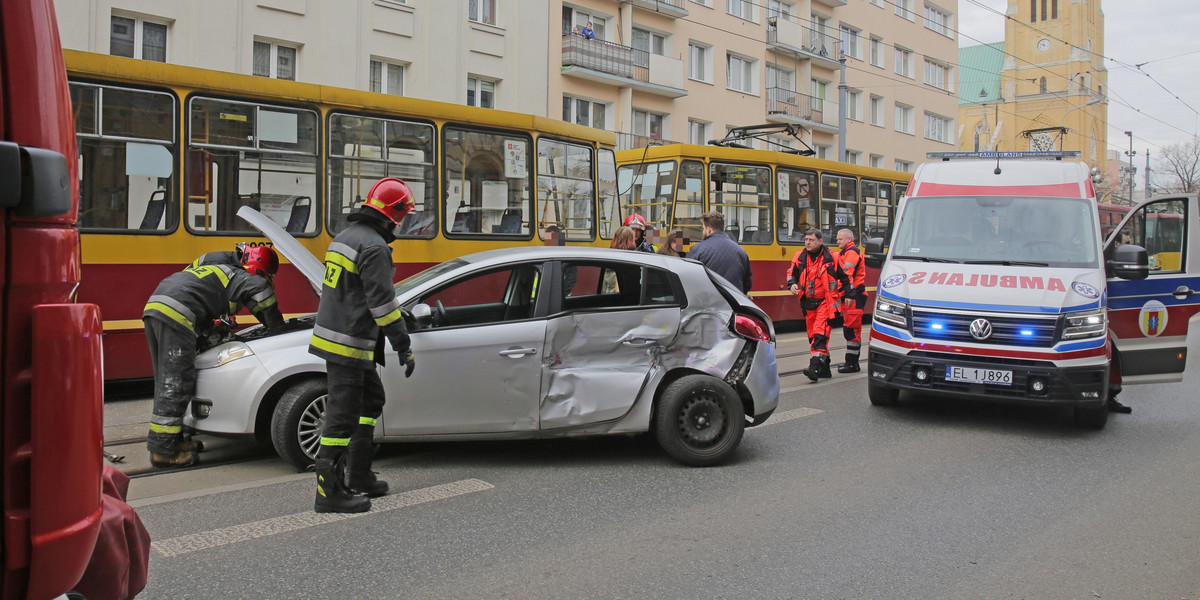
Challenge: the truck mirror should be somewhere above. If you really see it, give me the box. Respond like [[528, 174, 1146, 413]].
[[1107, 244, 1150, 280], [864, 237, 886, 269]]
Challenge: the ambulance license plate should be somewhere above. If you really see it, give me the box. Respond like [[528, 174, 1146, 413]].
[[945, 365, 1012, 385]]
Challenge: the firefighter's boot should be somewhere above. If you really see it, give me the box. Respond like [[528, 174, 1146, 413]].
[[803, 355, 824, 382], [149, 448, 199, 469], [179, 438, 205, 453], [837, 353, 860, 373], [314, 456, 370, 514], [346, 437, 389, 497]]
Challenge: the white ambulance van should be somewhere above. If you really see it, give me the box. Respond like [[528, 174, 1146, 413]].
[[862, 151, 1198, 428]]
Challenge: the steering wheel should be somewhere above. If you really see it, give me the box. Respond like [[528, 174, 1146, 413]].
[[435, 300, 449, 327]]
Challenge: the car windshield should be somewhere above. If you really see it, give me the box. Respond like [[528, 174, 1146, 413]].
[[891, 196, 1099, 268], [394, 259, 468, 296]]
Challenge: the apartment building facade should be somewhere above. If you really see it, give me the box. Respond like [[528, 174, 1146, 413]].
[[54, 0, 958, 169]]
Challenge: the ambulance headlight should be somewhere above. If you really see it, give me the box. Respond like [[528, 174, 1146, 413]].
[[196, 342, 255, 369], [874, 297, 909, 330], [1061, 308, 1106, 340]]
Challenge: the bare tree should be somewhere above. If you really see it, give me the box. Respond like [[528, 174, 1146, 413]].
[[1153, 135, 1200, 193]]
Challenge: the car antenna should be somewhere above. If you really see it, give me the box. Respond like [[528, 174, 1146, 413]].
[[994, 151, 1002, 175]]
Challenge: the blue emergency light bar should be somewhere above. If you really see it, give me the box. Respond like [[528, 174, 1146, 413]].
[[927, 151, 1082, 161]]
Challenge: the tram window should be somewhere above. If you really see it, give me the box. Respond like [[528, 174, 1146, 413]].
[[443, 126, 533, 238], [71, 82, 179, 232], [597, 149, 619, 239], [617, 159, 675, 235], [861, 180, 892, 244], [675, 160, 705, 243], [186, 97, 319, 235], [537, 138, 595, 241], [710, 162, 772, 244], [820, 174, 857, 242], [327, 113, 436, 237], [776, 168, 817, 243]]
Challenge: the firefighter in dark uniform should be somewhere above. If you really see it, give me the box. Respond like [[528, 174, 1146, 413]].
[[309, 177, 416, 514], [834, 228, 867, 373], [142, 246, 283, 467], [787, 228, 850, 381], [191, 242, 249, 269]]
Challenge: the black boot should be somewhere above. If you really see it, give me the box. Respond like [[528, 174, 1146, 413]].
[[817, 354, 833, 379], [1107, 396, 1132, 414], [150, 448, 199, 469], [314, 456, 370, 514], [802, 355, 823, 382], [837, 354, 860, 373], [346, 437, 388, 497]]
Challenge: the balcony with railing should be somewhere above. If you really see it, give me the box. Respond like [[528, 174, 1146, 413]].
[[561, 34, 687, 98], [766, 18, 840, 69], [630, 0, 688, 18], [765, 87, 838, 133]]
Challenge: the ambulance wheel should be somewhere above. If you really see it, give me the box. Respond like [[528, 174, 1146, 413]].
[[868, 380, 899, 406], [1073, 404, 1108, 429], [271, 378, 327, 470]]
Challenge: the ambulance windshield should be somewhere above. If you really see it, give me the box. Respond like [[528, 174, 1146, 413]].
[[891, 196, 1099, 268]]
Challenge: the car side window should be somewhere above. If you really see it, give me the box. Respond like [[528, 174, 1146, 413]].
[[419, 264, 541, 328], [560, 261, 678, 311]]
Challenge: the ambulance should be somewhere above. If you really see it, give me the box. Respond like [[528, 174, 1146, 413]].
[[863, 151, 1200, 428]]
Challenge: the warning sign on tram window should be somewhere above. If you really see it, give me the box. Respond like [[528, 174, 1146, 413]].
[[797, 178, 811, 197], [778, 172, 790, 201], [504, 140, 526, 178], [835, 215, 848, 225]]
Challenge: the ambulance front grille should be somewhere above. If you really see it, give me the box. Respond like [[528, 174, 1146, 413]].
[[910, 308, 1058, 348]]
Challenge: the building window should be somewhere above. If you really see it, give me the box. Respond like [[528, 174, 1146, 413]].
[[924, 60, 948, 89], [869, 95, 884, 126], [846, 150, 860, 165], [894, 0, 914, 19], [111, 15, 168, 62], [811, 79, 828, 112], [767, 0, 795, 19], [689, 42, 712, 82], [894, 159, 913, 172], [467, 76, 496, 108], [815, 144, 831, 160], [766, 65, 795, 94], [469, 0, 496, 26], [895, 103, 914, 134], [839, 25, 860, 59], [689, 119, 711, 144], [870, 154, 884, 169], [870, 0, 884, 6], [726, 54, 755, 93], [894, 46, 912, 78], [924, 4, 951, 36], [253, 40, 297, 80], [846, 89, 862, 121], [632, 27, 667, 68], [563, 95, 607, 130], [634, 110, 665, 140], [727, 0, 754, 21], [564, 7, 607, 39], [869, 36, 883, 67], [369, 60, 406, 96], [1039, 76, 1048, 94], [924, 112, 953, 143]]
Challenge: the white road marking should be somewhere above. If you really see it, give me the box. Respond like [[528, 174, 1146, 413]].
[[758, 407, 823, 427], [151, 478, 494, 558]]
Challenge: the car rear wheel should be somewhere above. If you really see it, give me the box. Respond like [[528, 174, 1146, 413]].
[[271, 378, 327, 470], [868, 379, 899, 406], [1073, 404, 1109, 429], [654, 374, 745, 467]]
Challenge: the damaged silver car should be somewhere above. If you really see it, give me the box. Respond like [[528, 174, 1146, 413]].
[[186, 208, 779, 468]]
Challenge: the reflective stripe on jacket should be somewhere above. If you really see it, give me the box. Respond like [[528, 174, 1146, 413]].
[[143, 264, 283, 333], [308, 221, 410, 368]]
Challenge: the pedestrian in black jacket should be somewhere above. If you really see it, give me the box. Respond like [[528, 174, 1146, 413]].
[[687, 211, 752, 293]]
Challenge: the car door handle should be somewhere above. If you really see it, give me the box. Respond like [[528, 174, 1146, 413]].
[[1173, 285, 1195, 300], [622, 338, 655, 347], [499, 347, 537, 357]]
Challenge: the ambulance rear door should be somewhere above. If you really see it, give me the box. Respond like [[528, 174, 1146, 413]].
[[1105, 193, 1200, 383]]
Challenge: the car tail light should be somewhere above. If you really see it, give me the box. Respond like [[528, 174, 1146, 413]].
[[734, 313, 770, 342]]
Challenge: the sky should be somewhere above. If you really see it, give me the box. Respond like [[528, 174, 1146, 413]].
[[956, 0, 1200, 184]]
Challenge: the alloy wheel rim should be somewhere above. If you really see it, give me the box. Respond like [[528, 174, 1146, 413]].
[[297, 394, 327, 459]]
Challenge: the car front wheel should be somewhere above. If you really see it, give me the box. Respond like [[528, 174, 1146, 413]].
[[271, 378, 327, 470], [654, 374, 745, 467]]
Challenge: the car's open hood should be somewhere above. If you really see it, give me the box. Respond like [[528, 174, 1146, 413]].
[[237, 207, 325, 297]]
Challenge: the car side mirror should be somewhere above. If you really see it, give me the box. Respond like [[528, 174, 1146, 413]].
[[1107, 244, 1150, 280], [408, 303, 433, 330], [864, 237, 886, 269]]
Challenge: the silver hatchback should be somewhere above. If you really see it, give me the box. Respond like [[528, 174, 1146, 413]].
[[186, 210, 779, 468]]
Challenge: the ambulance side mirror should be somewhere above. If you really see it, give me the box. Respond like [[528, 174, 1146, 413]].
[[864, 237, 886, 269], [1107, 244, 1150, 280]]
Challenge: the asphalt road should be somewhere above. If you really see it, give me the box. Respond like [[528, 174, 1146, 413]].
[[117, 331, 1200, 599]]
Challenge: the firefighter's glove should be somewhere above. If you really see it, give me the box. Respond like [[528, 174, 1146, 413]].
[[401, 350, 416, 378]]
